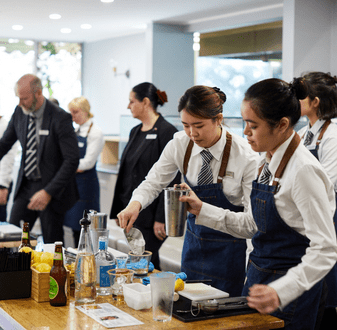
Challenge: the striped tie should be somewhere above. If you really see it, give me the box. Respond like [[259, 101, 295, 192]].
[[303, 131, 314, 146], [259, 162, 271, 185], [197, 150, 213, 185], [24, 114, 39, 179]]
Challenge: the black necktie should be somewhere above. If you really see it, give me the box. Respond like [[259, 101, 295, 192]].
[[197, 150, 213, 185], [259, 162, 271, 185], [24, 114, 40, 179], [304, 131, 314, 146]]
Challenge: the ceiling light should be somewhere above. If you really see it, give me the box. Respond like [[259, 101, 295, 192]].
[[81, 24, 92, 30], [60, 28, 71, 34], [101, 0, 114, 3], [49, 14, 61, 20], [12, 25, 23, 31]]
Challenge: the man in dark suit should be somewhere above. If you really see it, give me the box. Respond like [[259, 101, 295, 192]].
[[0, 74, 79, 243]]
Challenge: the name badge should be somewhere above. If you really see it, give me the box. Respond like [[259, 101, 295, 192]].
[[225, 171, 234, 179], [146, 134, 157, 140], [307, 145, 316, 151], [39, 130, 49, 136], [78, 142, 84, 147]]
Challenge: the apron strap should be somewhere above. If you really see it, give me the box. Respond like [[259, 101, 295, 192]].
[[86, 122, 94, 137], [217, 131, 232, 183], [183, 131, 232, 184], [258, 132, 301, 193], [316, 119, 331, 147]]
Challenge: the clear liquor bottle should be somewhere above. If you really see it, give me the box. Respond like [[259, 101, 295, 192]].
[[75, 210, 96, 305], [95, 236, 115, 296]]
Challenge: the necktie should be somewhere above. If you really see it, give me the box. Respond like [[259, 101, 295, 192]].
[[259, 162, 271, 185], [24, 114, 39, 179], [197, 150, 213, 185], [304, 131, 314, 146]]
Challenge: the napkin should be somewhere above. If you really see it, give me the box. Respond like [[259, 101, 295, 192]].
[[142, 271, 187, 285]]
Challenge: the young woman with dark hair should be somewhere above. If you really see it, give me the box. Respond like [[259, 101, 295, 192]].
[[179, 78, 337, 329], [117, 85, 259, 296], [110, 82, 178, 270], [298, 71, 337, 329]]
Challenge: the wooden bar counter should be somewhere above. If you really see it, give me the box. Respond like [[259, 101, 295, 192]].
[[0, 294, 284, 330]]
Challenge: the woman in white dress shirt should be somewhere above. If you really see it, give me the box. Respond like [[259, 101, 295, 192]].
[[298, 71, 337, 329], [179, 78, 337, 330], [64, 96, 104, 246], [117, 85, 258, 296]]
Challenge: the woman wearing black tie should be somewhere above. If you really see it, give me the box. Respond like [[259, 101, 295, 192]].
[[117, 85, 258, 295]]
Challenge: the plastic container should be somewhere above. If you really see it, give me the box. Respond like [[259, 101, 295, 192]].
[[123, 283, 152, 310]]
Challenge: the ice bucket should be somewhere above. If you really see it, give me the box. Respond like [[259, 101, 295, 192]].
[[164, 188, 190, 237]]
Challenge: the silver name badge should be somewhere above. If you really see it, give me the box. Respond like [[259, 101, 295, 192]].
[[225, 171, 234, 178], [39, 130, 49, 136], [146, 134, 157, 139], [78, 142, 84, 147]]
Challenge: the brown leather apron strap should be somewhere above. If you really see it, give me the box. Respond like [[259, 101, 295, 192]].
[[86, 122, 94, 137], [183, 131, 232, 183], [272, 132, 301, 189], [258, 132, 301, 193], [217, 131, 232, 183], [316, 119, 331, 146], [183, 139, 194, 176]]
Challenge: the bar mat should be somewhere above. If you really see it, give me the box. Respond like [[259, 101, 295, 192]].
[[172, 295, 257, 322]]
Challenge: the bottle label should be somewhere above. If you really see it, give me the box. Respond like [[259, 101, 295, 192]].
[[54, 252, 63, 261], [49, 276, 59, 300], [99, 265, 112, 287], [22, 231, 28, 239]]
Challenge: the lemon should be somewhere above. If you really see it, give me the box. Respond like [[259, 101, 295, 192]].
[[40, 252, 54, 267], [35, 263, 51, 273], [31, 251, 42, 264], [19, 247, 32, 253], [174, 278, 185, 292]]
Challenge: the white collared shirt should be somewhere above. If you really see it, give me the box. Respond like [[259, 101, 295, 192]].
[[130, 126, 259, 212], [197, 131, 337, 308], [76, 119, 104, 171], [298, 119, 337, 192]]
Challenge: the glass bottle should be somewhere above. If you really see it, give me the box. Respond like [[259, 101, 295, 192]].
[[19, 222, 32, 250], [95, 236, 115, 295], [75, 210, 96, 305], [50, 242, 67, 306]]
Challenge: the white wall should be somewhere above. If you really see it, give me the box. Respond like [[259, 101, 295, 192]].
[[82, 32, 147, 135]]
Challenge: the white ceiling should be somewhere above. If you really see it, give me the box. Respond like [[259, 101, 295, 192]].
[[0, 0, 283, 43]]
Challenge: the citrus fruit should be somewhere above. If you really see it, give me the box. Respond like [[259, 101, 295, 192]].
[[35, 263, 51, 273], [174, 278, 185, 292], [31, 251, 42, 264], [40, 252, 54, 267], [19, 247, 32, 253]]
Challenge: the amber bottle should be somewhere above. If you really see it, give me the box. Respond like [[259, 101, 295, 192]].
[[50, 242, 67, 306], [18, 222, 32, 250]]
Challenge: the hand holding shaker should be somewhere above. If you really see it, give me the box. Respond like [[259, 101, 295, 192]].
[[164, 187, 190, 237]]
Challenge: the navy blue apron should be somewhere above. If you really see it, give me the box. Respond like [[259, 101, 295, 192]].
[[243, 133, 323, 329], [64, 123, 100, 231], [303, 120, 337, 308], [181, 132, 247, 296]]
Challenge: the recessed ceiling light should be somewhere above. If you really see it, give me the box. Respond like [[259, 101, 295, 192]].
[[101, 0, 114, 3], [49, 14, 61, 20], [81, 24, 92, 30], [60, 28, 71, 34], [12, 25, 23, 31]]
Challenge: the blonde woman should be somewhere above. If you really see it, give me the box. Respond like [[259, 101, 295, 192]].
[[64, 97, 104, 246]]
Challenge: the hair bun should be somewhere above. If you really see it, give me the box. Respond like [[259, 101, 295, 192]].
[[289, 77, 309, 100], [212, 86, 227, 103], [156, 90, 168, 105]]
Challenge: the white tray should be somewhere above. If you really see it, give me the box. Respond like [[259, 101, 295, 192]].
[[179, 283, 229, 301]]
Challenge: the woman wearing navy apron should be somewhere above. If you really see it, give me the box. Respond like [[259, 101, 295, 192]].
[[64, 97, 104, 246], [180, 78, 337, 329], [117, 86, 258, 296], [298, 72, 337, 329]]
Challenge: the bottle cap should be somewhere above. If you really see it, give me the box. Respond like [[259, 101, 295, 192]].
[[80, 209, 91, 227], [55, 241, 63, 245]]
